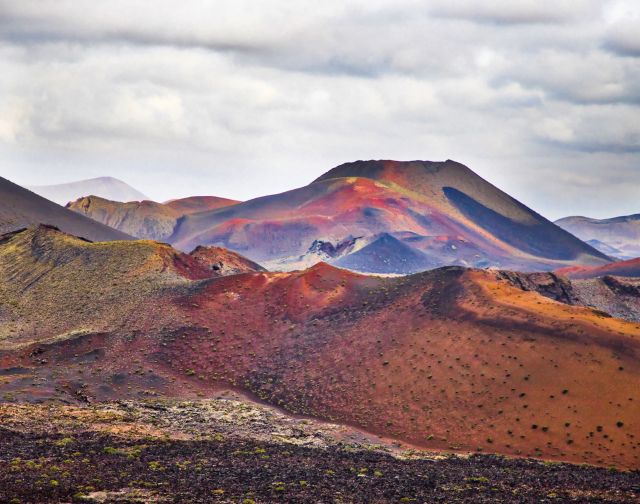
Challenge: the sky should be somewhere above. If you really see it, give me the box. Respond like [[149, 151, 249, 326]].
[[0, 0, 638, 220]]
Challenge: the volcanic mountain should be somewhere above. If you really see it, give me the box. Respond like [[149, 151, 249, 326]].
[[1, 225, 638, 469], [28, 176, 148, 205], [0, 176, 133, 242], [556, 214, 640, 260], [167, 160, 609, 273], [67, 195, 240, 241]]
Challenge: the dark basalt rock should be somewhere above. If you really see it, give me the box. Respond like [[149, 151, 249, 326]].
[[496, 270, 579, 304]]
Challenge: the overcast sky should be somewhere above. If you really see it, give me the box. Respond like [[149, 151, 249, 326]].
[[0, 0, 638, 219]]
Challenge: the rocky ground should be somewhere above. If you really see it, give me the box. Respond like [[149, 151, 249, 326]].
[[1, 397, 639, 504]]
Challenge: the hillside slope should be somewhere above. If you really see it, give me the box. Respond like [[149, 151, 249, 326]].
[[0, 176, 133, 242], [68, 195, 240, 241], [556, 214, 640, 260], [558, 258, 640, 280], [28, 176, 148, 205], [0, 225, 263, 347], [0, 227, 638, 469], [168, 160, 608, 273]]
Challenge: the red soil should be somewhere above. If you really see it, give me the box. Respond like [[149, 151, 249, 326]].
[[558, 258, 640, 279]]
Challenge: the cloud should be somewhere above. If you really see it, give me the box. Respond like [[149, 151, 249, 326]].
[[429, 0, 598, 25], [532, 104, 640, 153], [604, 21, 640, 57], [0, 0, 638, 220]]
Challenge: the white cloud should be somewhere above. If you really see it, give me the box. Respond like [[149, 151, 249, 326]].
[[0, 0, 638, 220], [430, 0, 599, 25]]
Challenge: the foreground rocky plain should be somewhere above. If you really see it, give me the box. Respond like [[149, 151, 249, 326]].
[[2, 396, 639, 504]]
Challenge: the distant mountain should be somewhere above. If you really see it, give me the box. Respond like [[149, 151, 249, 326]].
[[585, 239, 625, 257], [167, 159, 609, 273], [29, 176, 148, 205], [67, 195, 240, 241], [0, 176, 133, 242], [555, 214, 640, 260], [333, 233, 439, 274]]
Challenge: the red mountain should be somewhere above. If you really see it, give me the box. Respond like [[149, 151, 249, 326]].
[[167, 160, 608, 273]]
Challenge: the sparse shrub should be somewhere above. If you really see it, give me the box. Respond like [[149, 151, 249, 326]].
[[466, 476, 489, 484], [55, 437, 74, 447]]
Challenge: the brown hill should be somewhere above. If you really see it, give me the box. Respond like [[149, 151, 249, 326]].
[[0, 226, 638, 469], [0, 176, 133, 242], [168, 160, 608, 273], [164, 195, 240, 214], [0, 226, 263, 348], [68, 195, 240, 241]]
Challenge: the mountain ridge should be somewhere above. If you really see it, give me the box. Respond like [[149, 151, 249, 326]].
[[68, 194, 240, 241], [0, 176, 134, 243]]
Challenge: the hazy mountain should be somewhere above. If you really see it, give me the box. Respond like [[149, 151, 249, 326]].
[[28, 176, 148, 205], [556, 214, 640, 260]]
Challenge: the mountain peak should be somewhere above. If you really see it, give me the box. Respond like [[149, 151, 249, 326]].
[[312, 159, 466, 184]]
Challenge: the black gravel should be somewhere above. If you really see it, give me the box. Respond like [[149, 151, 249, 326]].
[[1, 428, 639, 503]]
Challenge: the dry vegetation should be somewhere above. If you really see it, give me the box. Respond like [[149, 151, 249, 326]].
[[1, 399, 638, 503]]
